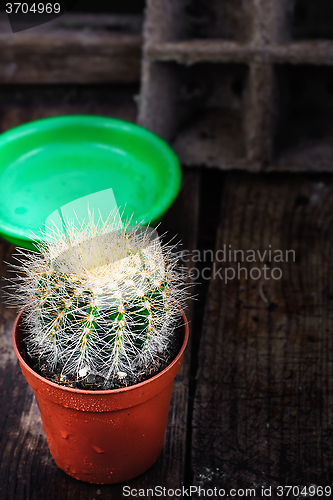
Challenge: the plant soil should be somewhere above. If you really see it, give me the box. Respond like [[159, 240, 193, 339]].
[[22, 328, 183, 390]]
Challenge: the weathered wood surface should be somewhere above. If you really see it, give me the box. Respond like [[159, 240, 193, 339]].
[[0, 13, 142, 83], [192, 173, 333, 497]]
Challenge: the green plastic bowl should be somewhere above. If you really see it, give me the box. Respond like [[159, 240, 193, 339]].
[[0, 115, 182, 250]]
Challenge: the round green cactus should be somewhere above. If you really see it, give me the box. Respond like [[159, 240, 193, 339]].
[[9, 217, 187, 386]]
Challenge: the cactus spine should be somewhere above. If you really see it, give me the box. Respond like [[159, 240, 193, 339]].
[[9, 216, 186, 386]]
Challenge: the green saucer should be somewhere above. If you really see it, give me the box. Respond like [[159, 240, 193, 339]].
[[0, 115, 181, 250]]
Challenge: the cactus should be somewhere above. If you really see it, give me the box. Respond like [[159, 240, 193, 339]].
[[8, 215, 187, 387]]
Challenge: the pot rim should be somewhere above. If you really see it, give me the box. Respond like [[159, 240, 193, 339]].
[[12, 304, 189, 396]]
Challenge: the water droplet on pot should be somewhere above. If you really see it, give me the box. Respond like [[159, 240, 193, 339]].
[[60, 430, 69, 439], [91, 445, 105, 454]]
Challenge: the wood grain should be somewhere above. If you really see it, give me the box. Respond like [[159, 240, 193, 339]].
[[0, 13, 142, 83], [191, 173, 333, 495]]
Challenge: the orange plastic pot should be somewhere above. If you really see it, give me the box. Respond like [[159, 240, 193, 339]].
[[12, 308, 189, 484]]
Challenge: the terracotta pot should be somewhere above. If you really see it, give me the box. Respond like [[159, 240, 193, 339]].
[[12, 308, 189, 484]]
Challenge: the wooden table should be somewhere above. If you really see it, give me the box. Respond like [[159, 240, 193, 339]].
[[0, 89, 332, 499]]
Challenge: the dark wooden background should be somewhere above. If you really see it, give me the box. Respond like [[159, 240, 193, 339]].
[[0, 84, 333, 499]]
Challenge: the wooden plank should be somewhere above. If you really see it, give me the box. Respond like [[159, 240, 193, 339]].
[[0, 13, 142, 83], [192, 173, 333, 494]]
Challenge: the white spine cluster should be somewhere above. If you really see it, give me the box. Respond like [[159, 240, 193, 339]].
[[8, 215, 187, 384]]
